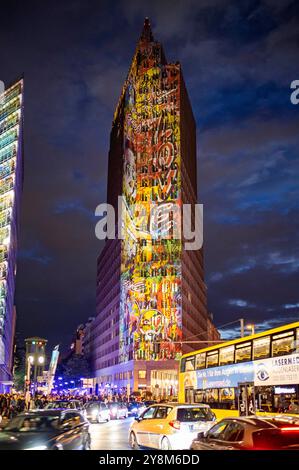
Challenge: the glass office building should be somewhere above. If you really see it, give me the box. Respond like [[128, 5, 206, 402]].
[[0, 79, 24, 392]]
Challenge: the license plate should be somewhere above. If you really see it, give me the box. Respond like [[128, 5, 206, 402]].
[[189, 423, 200, 431]]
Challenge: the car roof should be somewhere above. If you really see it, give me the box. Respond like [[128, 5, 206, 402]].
[[143, 403, 210, 408], [216, 416, 280, 428], [17, 409, 65, 417]]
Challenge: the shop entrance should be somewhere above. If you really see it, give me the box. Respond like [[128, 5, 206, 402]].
[[238, 382, 256, 415]]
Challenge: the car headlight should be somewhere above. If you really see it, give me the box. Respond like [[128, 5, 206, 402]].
[[92, 409, 98, 417], [24, 445, 48, 450]]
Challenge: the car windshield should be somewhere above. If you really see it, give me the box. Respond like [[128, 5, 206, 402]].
[[4, 415, 60, 432], [177, 407, 214, 422], [46, 401, 74, 409]]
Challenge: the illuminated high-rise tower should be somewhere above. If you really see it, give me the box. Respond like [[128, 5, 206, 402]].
[[0, 79, 24, 392], [86, 20, 218, 396]]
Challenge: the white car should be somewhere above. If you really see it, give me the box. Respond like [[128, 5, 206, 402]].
[[108, 402, 128, 420], [129, 403, 216, 450], [84, 402, 110, 423]]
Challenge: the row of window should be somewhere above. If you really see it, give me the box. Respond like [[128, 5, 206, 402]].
[[0, 115, 20, 140], [1, 85, 21, 106], [181, 328, 299, 372]]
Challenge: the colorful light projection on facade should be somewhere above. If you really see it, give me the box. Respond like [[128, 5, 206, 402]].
[[0, 80, 23, 365], [119, 38, 183, 362]]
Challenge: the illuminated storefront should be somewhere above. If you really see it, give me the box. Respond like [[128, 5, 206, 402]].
[[0, 79, 24, 392]]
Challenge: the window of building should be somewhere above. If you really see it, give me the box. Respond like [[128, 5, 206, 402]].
[[206, 351, 219, 368], [235, 342, 251, 363], [272, 331, 295, 357], [195, 352, 206, 370], [219, 346, 235, 366], [138, 370, 146, 379], [253, 336, 270, 360]]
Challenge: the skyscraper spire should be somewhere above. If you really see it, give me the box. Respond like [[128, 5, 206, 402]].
[[140, 17, 154, 42]]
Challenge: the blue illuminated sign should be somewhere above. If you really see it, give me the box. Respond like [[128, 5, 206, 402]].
[[196, 361, 254, 389]]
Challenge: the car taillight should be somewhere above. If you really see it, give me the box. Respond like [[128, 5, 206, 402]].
[[281, 427, 299, 432], [169, 420, 181, 430]]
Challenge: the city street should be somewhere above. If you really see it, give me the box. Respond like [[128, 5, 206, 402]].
[[90, 417, 134, 450]]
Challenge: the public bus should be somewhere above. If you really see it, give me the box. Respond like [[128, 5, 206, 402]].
[[179, 321, 299, 419]]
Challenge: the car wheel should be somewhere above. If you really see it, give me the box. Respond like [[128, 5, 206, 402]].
[[160, 437, 171, 450], [129, 431, 139, 449], [106, 414, 110, 422], [83, 435, 91, 450]]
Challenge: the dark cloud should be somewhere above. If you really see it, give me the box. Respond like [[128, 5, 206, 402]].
[[0, 0, 298, 349]]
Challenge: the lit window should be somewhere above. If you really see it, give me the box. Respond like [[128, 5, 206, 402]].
[[206, 352, 219, 368], [195, 352, 206, 370], [272, 331, 295, 357], [138, 370, 146, 379], [235, 342, 251, 363], [219, 345, 234, 365], [253, 336, 270, 360]]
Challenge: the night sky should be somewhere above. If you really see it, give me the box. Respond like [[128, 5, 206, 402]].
[[0, 0, 298, 350]]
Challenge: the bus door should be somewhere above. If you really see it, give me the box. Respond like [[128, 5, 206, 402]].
[[185, 387, 194, 404], [238, 383, 256, 416]]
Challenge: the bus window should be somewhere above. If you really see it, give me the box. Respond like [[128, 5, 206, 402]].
[[206, 389, 219, 404], [219, 345, 235, 366], [297, 329, 299, 353], [235, 342, 251, 363], [194, 390, 205, 403], [184, 356, 195, 371], [219, 388, 235, 404], [195, 352, 206, 369], [253, 336, 270, 360], [206, 351, 219, 368], [272, 331, 295, 357]]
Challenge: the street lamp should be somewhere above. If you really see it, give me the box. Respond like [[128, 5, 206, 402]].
[[247, 324, 255, 335]]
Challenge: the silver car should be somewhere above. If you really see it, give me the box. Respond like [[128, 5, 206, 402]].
[[129, 403, 216, 450]]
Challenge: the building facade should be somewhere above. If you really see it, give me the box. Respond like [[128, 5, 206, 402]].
[[86, 20, 217, 397], [0, 79, 24, 393]]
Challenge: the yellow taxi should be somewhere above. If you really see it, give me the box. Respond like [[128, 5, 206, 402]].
[[129, 403, 216, 450]]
